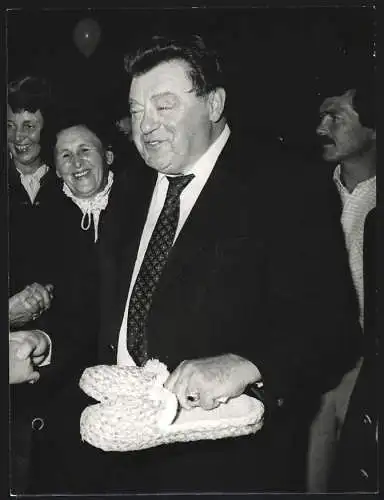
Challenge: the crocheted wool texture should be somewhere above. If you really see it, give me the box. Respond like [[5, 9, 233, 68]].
[[79, 359, 264, 452]]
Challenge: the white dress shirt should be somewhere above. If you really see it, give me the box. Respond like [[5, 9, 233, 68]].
[[333, 165, 376, 328], [16, 163, 49, 203], [117, 124, 231, 365]]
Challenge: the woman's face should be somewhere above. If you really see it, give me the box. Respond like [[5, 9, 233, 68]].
[[7, 105, 44, 171], [55, 125, 112, 199]]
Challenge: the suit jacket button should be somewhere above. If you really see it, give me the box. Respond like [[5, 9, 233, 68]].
[[108, 343, 116, 352], [277, 397, 284, 407], [363, 413, 372, 425], [31, 417, 45, 431]]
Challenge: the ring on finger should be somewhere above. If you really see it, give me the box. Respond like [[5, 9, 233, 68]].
[[186, 392, 200, 403]]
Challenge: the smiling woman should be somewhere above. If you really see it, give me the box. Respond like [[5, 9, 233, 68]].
[[7, 75, 63, 294], [7, 75, 67, 495], [52, 115, 116, 243]]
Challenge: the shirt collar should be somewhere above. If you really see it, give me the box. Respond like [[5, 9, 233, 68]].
[[159, 124, 231, 184], [333, 164, 376, 196], [16, 163, 49, 182]]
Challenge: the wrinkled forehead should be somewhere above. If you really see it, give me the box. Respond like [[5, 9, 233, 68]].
[[56, 126, 102, 150]]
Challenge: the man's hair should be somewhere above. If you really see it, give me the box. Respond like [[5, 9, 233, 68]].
[[351, 86, 376, 130], [319, 82, 376, 130], [124, 34, 225, 97], [7, 75, 55, 165]]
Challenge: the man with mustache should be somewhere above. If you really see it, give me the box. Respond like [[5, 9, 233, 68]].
[[307, 87, 376, 492]]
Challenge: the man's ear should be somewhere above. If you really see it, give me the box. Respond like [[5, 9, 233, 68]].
[[55, 169, 62, 178], [208, 87, 226, 123], [105, 150, 114, 165]]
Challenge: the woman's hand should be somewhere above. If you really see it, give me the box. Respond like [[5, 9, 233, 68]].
[[9, 330, 50, 384], [9, 283, 54, 328]]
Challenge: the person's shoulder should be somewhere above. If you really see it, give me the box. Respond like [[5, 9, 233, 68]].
[[110, 159, 155, 200]]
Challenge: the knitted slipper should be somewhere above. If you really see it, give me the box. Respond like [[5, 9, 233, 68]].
[[79, 359, 170, 403], [79, 361, 264, 452]]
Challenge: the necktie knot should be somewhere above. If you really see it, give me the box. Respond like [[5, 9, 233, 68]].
[[166, 174, 195, 198]]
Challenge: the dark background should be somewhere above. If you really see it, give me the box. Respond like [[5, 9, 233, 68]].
[[6, 6, 376, 161], [1, 7, 378, 498]]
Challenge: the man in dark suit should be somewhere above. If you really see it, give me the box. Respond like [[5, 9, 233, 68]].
[[30, 34, 362, 494], [329, 207, 378, 492]]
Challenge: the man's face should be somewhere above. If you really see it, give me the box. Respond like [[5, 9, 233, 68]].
[[7, 105, 44, 168], [55, 125, 110, 198], [316, 90, 374, 162], [129, 60, 214, 175]]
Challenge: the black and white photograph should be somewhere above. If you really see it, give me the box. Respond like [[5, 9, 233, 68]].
[[4, 4, 378, 497]]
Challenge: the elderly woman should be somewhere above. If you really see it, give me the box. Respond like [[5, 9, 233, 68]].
[[15, 114, 126, 495], [53, 116, 115, 243], [8, 110, 117, 494]]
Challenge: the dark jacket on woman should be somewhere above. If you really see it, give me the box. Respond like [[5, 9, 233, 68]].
[[8, 162, 63, 296], [9, 164, 101, 494]]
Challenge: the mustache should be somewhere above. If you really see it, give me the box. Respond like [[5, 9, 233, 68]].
[[319, 136, 335, 146]]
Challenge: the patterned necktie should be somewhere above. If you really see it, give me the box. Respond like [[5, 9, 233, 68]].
[[127, 174, 195, 365]]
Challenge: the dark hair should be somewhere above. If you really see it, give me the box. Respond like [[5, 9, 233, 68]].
[[53, 109, 115, 152], [124, 34, 225, 97], [8, 75, 52, 114], [351, 86, 375, 130], [318, 82, 376, 130], [8, 75, 55, 165]]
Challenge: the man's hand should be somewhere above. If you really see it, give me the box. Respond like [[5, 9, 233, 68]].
[[9, 330, 50, 384], [164, 354, 261, 410], [9, 283, 54, 329]]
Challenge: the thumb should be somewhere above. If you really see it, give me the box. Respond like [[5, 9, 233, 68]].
[[16, 340, 35, 360], [198, 392, 220, 411], [27, 371, 41, 384]]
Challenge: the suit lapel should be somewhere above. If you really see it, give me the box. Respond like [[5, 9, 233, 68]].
[[153, 140, 244, 292], [109, 138, 245, 337], [105, 167, 157, 335]]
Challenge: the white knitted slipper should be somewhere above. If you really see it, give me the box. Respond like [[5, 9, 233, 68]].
[[79, 361, 264, 452]]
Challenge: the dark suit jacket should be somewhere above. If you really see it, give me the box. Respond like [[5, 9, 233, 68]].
[[29, 134, 362, 494], [330, 207, 378, 492]]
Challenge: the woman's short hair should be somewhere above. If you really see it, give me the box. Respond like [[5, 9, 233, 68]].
[[8, 75, 52, 115], [124, 34, 225, 97], [53, 109, 115, 153], [8, 75, 55, 165]]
